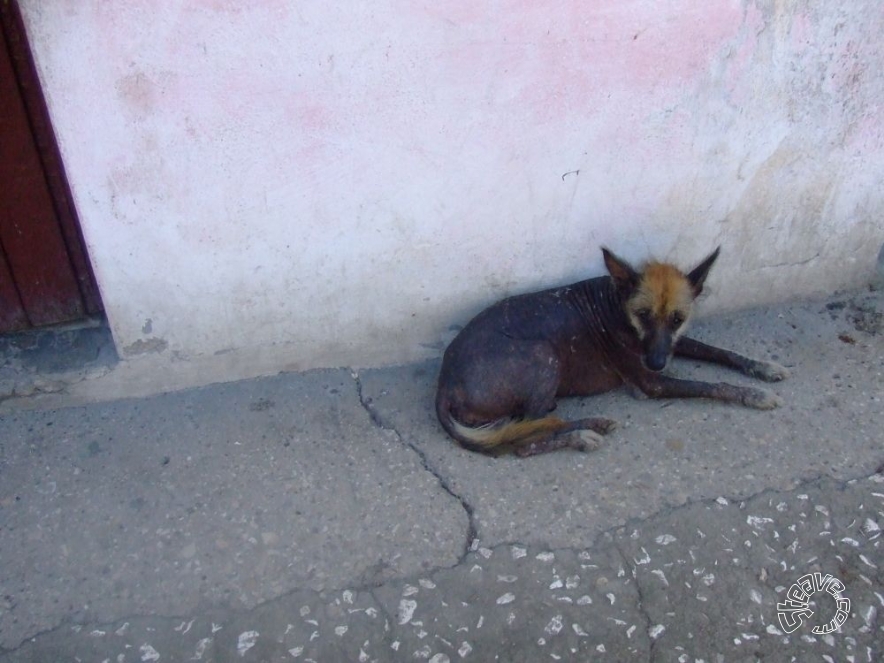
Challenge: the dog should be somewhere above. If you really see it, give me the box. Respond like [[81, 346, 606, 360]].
[[435, 247, 789, 456]]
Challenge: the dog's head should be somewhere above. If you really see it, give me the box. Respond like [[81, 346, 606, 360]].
[[602, 246, 720, 372]]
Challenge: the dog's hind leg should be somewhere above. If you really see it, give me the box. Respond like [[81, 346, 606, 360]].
[[513, 417, 617, 457], [675, 336, 790, 382]]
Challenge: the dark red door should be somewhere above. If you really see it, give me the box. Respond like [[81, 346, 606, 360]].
[[0, 1, 101, 333]]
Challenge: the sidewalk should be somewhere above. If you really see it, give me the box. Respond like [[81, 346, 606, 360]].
[[1, 290, 882, 661]]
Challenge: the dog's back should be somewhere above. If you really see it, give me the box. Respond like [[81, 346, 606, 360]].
[[435, 275, 631, 452], [435, 246, 785, 456], [436, 249, 789, 455]]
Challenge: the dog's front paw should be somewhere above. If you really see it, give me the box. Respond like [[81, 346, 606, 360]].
[[625, 384, 649, 400], [749, 360, 790, 382], [742, 387, 783, 410]]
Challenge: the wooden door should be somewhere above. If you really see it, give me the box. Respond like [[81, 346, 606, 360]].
[[0, 1, 101, 333]]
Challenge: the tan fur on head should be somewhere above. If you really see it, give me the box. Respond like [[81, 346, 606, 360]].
[[626, 261, 695, 340], [602, 246, 720, 371]]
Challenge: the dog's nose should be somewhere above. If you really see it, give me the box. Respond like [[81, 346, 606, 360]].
[[645, 353, 668, 372]]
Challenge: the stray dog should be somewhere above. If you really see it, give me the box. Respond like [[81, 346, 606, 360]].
[[435, 247, 789, 456]]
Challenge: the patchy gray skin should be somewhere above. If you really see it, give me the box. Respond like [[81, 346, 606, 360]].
[[436, 247, 788, 456]]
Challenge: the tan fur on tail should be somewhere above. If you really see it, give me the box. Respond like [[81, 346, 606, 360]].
[[446, 415, 572, 449]]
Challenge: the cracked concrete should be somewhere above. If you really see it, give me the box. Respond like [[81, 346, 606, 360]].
[[2, 474, 882, 661], [1, 290, 883, 660], [0, 321, 117, 404], [355, 369, 479, 557], [0, 369, 467, 653]]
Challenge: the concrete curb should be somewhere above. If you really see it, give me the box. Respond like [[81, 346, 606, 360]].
[[1, 290, 882, 660]]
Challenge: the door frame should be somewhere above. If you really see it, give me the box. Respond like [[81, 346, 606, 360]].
[[0, 0, 102, 330]]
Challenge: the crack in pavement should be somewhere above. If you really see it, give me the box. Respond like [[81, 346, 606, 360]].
[[350, 369, 479, 558], [5, 469, 881, 660], [613, 539, 656, 662]]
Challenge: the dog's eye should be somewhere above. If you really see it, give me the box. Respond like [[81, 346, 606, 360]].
[[635, 308, 652, 324], [671, 312, 686, 327]]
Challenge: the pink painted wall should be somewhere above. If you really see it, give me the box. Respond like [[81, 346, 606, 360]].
[[19, 1, 884, 394]]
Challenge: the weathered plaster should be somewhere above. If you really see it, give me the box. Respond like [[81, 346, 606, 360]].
[[17, 1, 884, 396]]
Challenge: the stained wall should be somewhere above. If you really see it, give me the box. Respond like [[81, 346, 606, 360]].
[[19, 1, 884, 394]]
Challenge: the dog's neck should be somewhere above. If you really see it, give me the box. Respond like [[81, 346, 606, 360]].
[[570, 276, 643, 354]]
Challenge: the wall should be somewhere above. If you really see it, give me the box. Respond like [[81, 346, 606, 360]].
[[18, 1, 884, 396]]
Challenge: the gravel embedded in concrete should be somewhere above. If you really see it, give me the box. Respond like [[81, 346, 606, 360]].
[[1, 291, 882, 660]]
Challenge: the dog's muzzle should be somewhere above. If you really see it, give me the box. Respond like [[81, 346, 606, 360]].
[[643, 332, 672, 372]]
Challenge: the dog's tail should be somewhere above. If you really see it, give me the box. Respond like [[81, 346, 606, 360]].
[[447, 415, 576, 451], [436, 393, 574, 452]]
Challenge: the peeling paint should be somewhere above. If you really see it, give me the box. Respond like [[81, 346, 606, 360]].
[[123, 337, 169, 356], [16, 0, 884, 394]]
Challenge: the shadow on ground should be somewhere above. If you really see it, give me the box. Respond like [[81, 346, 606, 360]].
[[0, 291, 882, 661]]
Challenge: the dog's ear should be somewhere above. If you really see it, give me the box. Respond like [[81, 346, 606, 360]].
[[602, 247, 640, 293], [687, 246, 720, 297]]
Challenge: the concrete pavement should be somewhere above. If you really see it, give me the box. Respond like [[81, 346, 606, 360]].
[[0, 289, 882, 661]]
